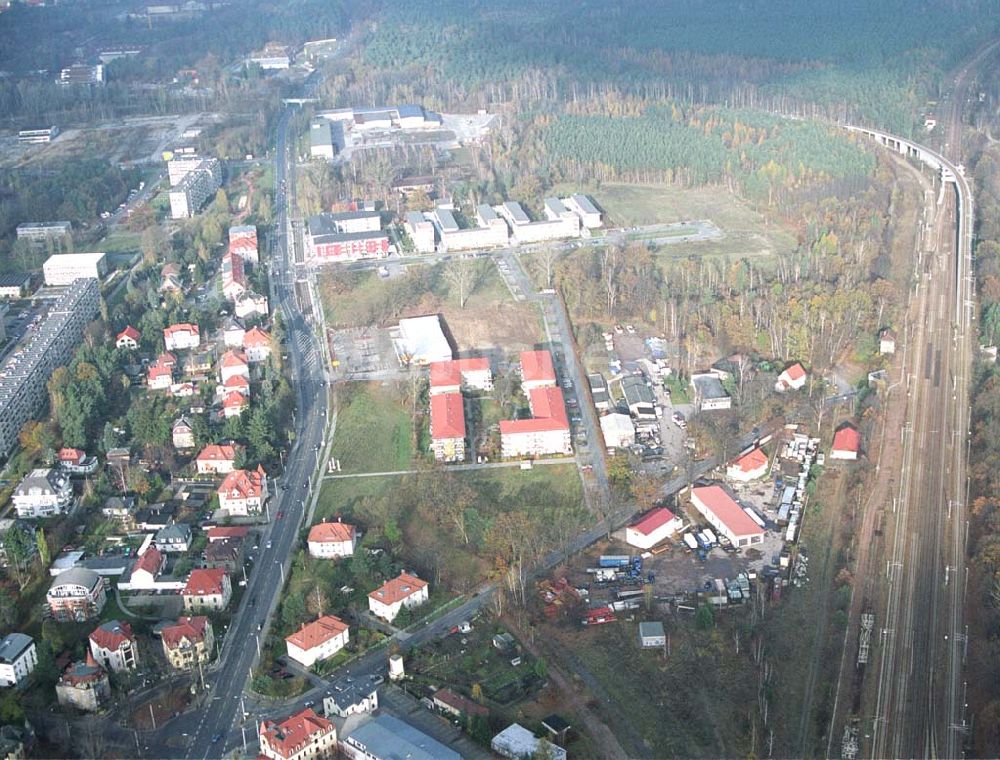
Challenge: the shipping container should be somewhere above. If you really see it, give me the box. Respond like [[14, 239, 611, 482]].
[[598, 555, 631, 568]]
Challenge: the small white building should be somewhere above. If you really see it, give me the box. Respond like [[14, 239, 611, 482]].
[[625, 507, 683, 550], [600, 413, 635, 449], [285, 615, 349, 668], [323, 673, 380, 718], [830, 425, 861, 461], [0, 633, 37, 687], [307, 521, 357, 559], [404, 212, 435, 253], [879, 328, 897, 355], [726, 447, 769, 482], [492, 724, 567, 760], [368, 572, 429, 623], [775, 362, 807, 392], [638, 621, 666, 649]]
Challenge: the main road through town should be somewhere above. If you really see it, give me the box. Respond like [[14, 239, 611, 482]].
[[146, 84, 332, 760]]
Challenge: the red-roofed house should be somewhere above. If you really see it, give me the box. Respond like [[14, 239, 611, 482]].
[[170, 381, 197, 397], [148, 362, 173, 390], [229, 225, 259, 264], [88, 620, 138, 673], [830, 424, 861, 461], [307, 521, 357, 559], [520, 350, 557, 390], [219, 350, 250, 384], [221, 250, 247, 301], [428, 358, 492, 396], [128, 546, 166, 589], [726, 447, 769, 482], [242, 327, 272, 363], [217, 466, 268, 516], [58, 447, 97, 474], [222, 374, 250, 394], [625, 507, 683, 550], [161, 616, 214, 671], [285, 615, 350, 668], [157, 351, 178, 369], [222, 390, 249, 418], [115, 325, 140, 350], [259, 708, 337, 760], [368, 572, 429, 623], [195, 444, 241, 475], [690, 485, 764, 548], [206, 526, 251, 543], [430, 393, 466, 462], [163, 323, 200, 351], [182, 568, 232, 612], [500, 386, 571, 458], [775, 362, 807, 392]]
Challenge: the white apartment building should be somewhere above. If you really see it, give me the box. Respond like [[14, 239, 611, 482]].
[[167, 156, 207, 186], [169, 159, 221, 219], [0, 633, 37, 687], [0, 279, 99, 458], [88, 620, 138, 673], [500, 200, 580, 244], [43, 252, 107, 286], [12, 468, 73, 518], [562, 194, 603, 228], [433, 205, 509, 251]]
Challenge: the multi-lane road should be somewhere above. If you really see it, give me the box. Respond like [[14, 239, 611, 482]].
[[146, 97, 332, 760]]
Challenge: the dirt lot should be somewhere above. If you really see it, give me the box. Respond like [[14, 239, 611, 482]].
[[439, 299, 543, 353]]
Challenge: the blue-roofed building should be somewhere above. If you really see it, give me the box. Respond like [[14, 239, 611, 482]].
[[340, 714, 461, 760]]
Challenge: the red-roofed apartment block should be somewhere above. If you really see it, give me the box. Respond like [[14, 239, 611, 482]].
[[430, 393, 466, 462], [259, 708, 337, 760], [428, 358, 493, 396], [368, 572, 429, 623], [519, 350, 557, 390], [285, 615, 349, 668], [775, 362, 807, 392], [307, 521, 357, 559], [625, 507, 683, 550], [500, 382, 571, 459], [690, 485, 764, 548], [726, 447, 769, 482], [830, 424, 861, 461]]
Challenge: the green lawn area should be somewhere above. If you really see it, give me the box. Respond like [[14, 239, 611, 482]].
[[330, 382, 415, 473], [100, 231, 142, 255]]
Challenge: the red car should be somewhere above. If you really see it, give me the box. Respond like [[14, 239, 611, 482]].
[[276, 511, 284, 520]]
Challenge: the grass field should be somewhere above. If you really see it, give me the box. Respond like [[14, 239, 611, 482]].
[[330, 382, 415, 473], [540, 617, 757, 758]]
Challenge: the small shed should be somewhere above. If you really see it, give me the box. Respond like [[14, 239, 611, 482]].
[[879, 328, 896, 355], [639, 621, 666, 649]]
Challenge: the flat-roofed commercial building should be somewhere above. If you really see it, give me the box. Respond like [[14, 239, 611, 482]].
[[431, 206, 508, 251], [16, 221, 71, 242], [169, 159, 221, 219], [500, 200, 580, 244], [690, 484, 765, 548], [309, 121, 336, 160], [0, 279, 99, 458], [43, 252, 107, 286], [58, 64, 105, 86], [305, 212, 388, 263]]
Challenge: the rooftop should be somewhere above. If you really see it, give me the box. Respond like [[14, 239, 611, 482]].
[[369, 572, 427, 606], [629, 507, 678, 536], [345, 714, 460, 760], [308, 521, 356, 544], [430, 393, 465, 440], [520, 350, 556, 384], [691, 485, 763, 538], [285, 615, 348, 651]]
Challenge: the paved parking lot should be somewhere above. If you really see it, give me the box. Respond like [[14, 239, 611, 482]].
[[329, 326, 404, 379]]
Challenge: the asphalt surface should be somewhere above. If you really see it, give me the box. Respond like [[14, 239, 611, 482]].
[[144, 96, 331, 760]]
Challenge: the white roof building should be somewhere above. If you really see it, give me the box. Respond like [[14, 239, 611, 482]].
[[42, 252, 107, 286], [396, 316, 452, 365], [492, 724, 566, 760], [600, 413, 635, 449]]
